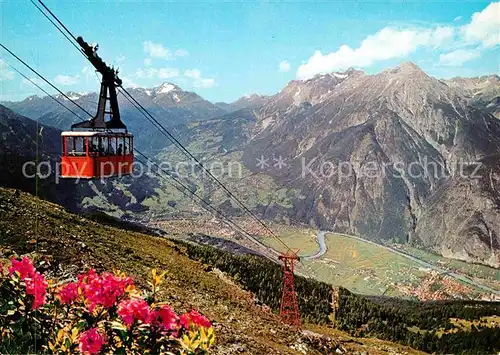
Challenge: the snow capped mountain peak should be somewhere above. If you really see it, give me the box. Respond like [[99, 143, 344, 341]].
[[56, 92, 89, 101], [332, 72, 348, 79], [240, 93, 265, 100], [26, 95, 40, 101]]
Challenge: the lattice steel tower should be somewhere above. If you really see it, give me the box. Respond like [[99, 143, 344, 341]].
[[279, 252, 301, 327]]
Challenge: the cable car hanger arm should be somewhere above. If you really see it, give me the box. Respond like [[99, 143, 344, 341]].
[[71, 36, 126, 131]]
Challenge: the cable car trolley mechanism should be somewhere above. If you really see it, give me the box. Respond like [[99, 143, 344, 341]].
[[60, 36, 133, 179]]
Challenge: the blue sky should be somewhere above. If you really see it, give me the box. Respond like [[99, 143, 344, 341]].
[[0, 0, 498, 103]]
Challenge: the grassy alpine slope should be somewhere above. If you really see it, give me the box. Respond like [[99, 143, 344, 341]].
[[0, 187, 426, 355]]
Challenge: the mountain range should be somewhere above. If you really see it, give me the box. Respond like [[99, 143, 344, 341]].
[[2, 83, 227, 154], [243, 62, 500, 266], [1, 62, 499, 267]]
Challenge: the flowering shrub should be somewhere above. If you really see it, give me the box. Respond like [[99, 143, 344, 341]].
[[0, 255, 215, 354]]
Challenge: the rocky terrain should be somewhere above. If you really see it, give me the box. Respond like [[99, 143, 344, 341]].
[[444, 75, 500, 118], [415, 154, 500, 266]]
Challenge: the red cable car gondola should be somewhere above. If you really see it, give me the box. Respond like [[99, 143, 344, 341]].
[[60, 36, 133, 179], [60, 131, 133, 179]]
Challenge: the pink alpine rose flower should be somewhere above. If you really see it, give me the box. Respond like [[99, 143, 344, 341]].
[[180, 309, 211, 329], [24, 271, 48, 309], [9, 256, 36, 280], [78, 270, 134, 311], [152, 305, 179, 331], [117, 298, 151, 327], [78, 328, 106, 355], [59, 282, 79, 304]]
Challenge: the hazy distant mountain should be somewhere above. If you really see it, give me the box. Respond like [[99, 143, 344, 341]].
[[124, 83, 224, 119], [443, 75, 500, 103], [1, 83, 226, 154], [443, 75, 500, 119], [216, 94, 271, 113]]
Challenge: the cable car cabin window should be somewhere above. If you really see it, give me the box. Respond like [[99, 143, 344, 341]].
[[116, 136, 125, 156], [123, 137, 130, 155], [108, 136, 116, 155], [67, 136, 87, 156], [89, 137, 99, 155], [99, 137, 108, 155]]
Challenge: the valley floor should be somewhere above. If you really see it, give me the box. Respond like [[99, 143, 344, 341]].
[[157, 218, 500, 301]]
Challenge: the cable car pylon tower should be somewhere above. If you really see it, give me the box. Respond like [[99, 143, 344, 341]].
[[279, 251, 301, 327]]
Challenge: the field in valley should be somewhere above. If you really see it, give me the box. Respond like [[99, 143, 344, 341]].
[[260, 231, 499, 300], [397, 245, 500, 292], [153, 217, 499, 301]]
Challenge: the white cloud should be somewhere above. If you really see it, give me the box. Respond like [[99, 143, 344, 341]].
[[437, 49, 481, 66], [184, 69, 215, 88], [143, 42, 188, 60], [462, 2, 500, 47], [0, 60, 15, 81], [116, 55, 126, 63], [157, 68, 180, 79], [135, 67, 180, 79], [54, 74, 79, 86], [143, 41, 171, 59], [431, 26, 455, 45], [175, 49, 189, 57], [296, 26, 454, 79], [121, 76, 138, 89], [82, 66, 96, 78], [144, 58, 152, 66], [279, 60, 291, 72], [454, 16, 462, 22], [21, 77, 43, 87]]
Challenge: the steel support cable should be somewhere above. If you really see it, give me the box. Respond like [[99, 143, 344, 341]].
[[30, 0, 87, 59], [4, 49, 276, 260], [119, 87, 293, 253], [0, 43, 94, 120], [37, 0, 81, 45], [27, 1, 294, 256]]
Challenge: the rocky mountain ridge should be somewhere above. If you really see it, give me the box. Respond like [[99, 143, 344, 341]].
[[244, 62, 500, 266]]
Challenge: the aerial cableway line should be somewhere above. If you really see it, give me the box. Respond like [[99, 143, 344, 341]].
[[1, 43, 277, 261], [25, 0, 302, 326]]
